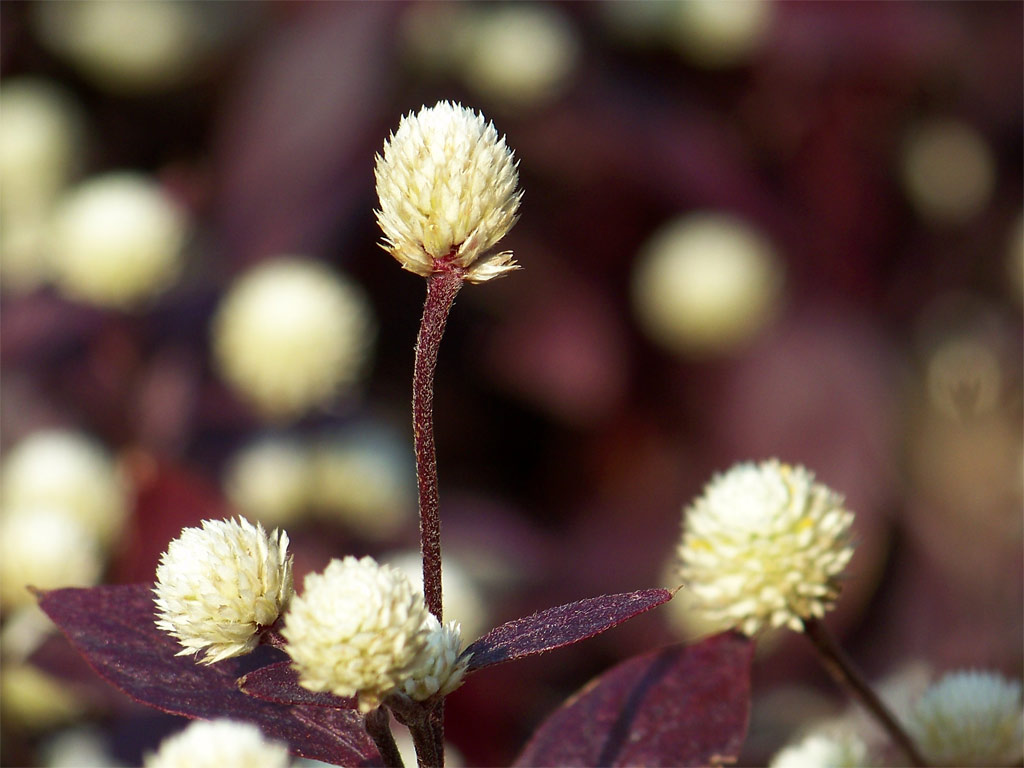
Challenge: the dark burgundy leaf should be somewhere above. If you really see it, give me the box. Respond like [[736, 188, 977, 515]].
[[513, 632, 754, 768], [464, 588, 673, 673], [240, 661, 356, 710], [37, 585, 381, 767]]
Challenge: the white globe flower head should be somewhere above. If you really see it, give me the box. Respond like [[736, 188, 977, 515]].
[[905, 670, 1023, 766], [1, 429, 128, 548], [375, 101, 522, 283], [0, 508, 104, 609], [212, 257, 375, 422], [769, 731, 870, 768], [677, 460, 855, 636], [384, 549, 489, 641], [671, 0, 773, 69], [144, 718, 291, 768], [402, 613, 470, 702], [47, 172, 189, 308], [224, 436, 312, 528], [153, 518, 293, 665], [282, 556, 463, 713]]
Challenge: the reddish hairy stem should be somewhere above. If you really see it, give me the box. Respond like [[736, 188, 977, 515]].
[[803, 618, 928, 767], [413, 269, 463, 622]]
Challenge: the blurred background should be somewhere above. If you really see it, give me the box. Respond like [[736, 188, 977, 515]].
[[1, 1, 1021, 766]]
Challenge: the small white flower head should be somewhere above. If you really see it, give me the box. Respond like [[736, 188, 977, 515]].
[[212, 257, 375, 421], [676, 460, 855, 636], [670, 0, 774, 69], [153, 518, 293, 664], [1, 429, 128, 548], [769, 731, 870, 768], [0, 508, 103, 609], [47, 172, 189, 308], [631, 212, 783, 355], [402, 614, 470, 702], [224, 436, 312, 527], [282, 556, 441, 713], [905, 670, 1023, 766], [374, 101, 522, 283], [309, 424, 415, 541], [144, 718, 291, 768]]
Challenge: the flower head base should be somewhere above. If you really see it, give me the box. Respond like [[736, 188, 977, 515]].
[[154, 517, 293, 664], [905, 670, 1023, 766], [374, 101, 522, 283], [676, 460, 855, 636], [282, 556, 458, 713], [144, 718, 291, 768]]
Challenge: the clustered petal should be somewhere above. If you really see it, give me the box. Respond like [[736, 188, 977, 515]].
[[374, 100, 522, 283], [676, 460, 855, 636], [153, 517, 293, 664], [282, 555, 466, 713], [402, 615, 471, 701], [905, 669, 1023, 766], [144, 718, 291, 768]]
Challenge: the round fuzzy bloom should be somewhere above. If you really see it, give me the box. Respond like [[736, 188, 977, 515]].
[[282, 556, 436, 713], [905, 670, 1023, 766], [0, 508, 103, 609], [671, 0, 773, 68], [402, 614, 470, 702], [769, 731, 870, 768], [1, 429, 128, 548], [47, 172, 188, 308], [153, 518, 293, 664], [144, 719, 290, 768], [676, 460, 855, 636], [631, 212, 783, 355], [224, 437, 312, 527], [212, 258, 375, 421], [374, 101, 522, 283]]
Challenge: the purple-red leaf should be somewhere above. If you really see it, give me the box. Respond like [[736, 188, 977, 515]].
[[37, 585, 381, 767], [239, 662, 357, 710], [464, 588, 672, 673], [513, 632, 754, 768]]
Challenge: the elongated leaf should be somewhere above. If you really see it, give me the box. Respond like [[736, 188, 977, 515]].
[[464, 588, 672, 673], [513, 632, 754, 767], [37, 585, 380, 767], [240, 661, 356, 709]]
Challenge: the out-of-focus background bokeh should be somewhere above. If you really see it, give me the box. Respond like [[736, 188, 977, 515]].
[[1, 1, 1020, 766]]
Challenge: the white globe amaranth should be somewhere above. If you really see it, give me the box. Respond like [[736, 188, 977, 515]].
[[224, 436, 312, 527], [47, 172, 189, 308], [905, 670, 1023, 766], [0, 429, 128, 548], [282, 556, 460, 712], [144, 718, 291, 768], [769, 731, 870, 768], [384, 549, 489, 641], [0, 508, 103, 609], [153, 517, 293, 664], [677, 460, 855, 636], [671, 0, 774, 68], [374, 101, 522, 283], [212, 257, 375, 421], [632, 212, 783, 355], [402, 613, 470, 701]]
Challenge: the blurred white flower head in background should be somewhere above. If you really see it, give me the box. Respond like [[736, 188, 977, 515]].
[[47, 172, 190, 308], [144, 718, 291, 768], [375, 101, 522, 283], [212, 257, 375, 421], [769, 730, 870, 768], [224, 436, 312, 528], [154, 517, 294, 664], [632, 212, 784, 355]]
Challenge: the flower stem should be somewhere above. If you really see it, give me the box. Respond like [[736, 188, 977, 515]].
[[413, 269, 464, 622], [803, 618, 928, 767], [365, 707, 404, 768]]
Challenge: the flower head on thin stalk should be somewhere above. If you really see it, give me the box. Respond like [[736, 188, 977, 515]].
[[403, 614, 470, 701], [905, 669, 1023, 766], [144, 718, 291, 768], [283, 555, 460, 713], [676, 460, 855, 636], [153, 517, 293, 664], [374, 100, 522, 283]]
